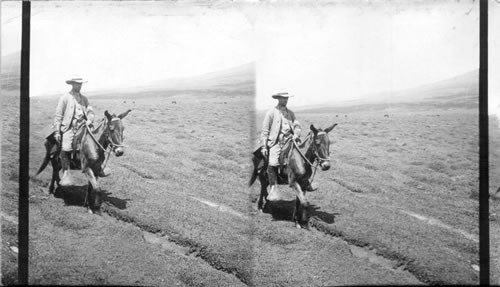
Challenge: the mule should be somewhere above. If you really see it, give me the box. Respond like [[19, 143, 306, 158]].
[[35, 109, 131, 213], [249, 123, 337, 228]]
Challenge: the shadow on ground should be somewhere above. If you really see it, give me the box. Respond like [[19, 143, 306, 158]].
[[264, 200, 338, 224], [54, 186, 129, 210], [103, 191, 130, 210], [54, 185, 87, 206]]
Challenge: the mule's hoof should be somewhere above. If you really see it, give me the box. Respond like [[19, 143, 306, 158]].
[[87, 209, 94, 214], [295, 222, 302, 229]]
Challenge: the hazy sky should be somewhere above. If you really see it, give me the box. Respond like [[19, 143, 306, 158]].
[[255, 1, 480, 109], [2, 1, 255, 96], [0, 0, 490, 111], [1, 1, 22, 56], [490, 1, 500, 115]]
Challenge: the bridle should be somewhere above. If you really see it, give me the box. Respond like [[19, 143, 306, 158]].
[[292, 131, 331, 182], [104, 117, 125, 153], [294, 132, 330, 165], [310, 131, 330, 164], [84, 116, 125, 170], [85, 118, 123, 152]]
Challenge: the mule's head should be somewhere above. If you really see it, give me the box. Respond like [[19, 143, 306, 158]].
[[104, 109, 131, 157], [310, 123, 337, 171]]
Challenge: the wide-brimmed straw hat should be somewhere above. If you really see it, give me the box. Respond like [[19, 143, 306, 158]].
[[65, 77, 87, 85], [272, 92, 294, 99]]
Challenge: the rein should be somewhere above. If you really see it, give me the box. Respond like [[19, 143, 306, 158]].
[[85, 117, 124, 153], [84, 117, 119, 173], [293, 132, 330, 166], [292, 138, 315, 167], [292, 139, 320, 184], [85, 122, 107, 152], [292, 131, 331, 183], [84, 117, 124, 171]]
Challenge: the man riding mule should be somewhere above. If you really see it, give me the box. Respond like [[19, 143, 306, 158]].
[[36, 77, 131, 212], [259, 92, 315, 201], [249, 91, 337, 227], [50, 77, 109, 186]]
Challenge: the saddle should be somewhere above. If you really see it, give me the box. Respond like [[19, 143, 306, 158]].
[[72, 124, 86, 152], [69, 124, 87, 170], [252, 138, 296, 185], [276, 139, 294, 184]]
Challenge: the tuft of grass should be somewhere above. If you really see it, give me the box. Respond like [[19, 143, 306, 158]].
[[427, 161, 448, 173]]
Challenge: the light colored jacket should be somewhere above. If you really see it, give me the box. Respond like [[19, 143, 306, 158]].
[[261, 105, 301, 148], [53, 92, 94, 134]]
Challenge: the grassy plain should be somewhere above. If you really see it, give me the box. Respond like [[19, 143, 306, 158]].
[[257, 106, 480, 284], [27, 88, 432, 285], [489, 115, 500, 285], [1, 91, 21, 285], [1, 64, 483, 285]]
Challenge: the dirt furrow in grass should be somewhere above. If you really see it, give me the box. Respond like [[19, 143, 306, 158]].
[[28, 187, 247, 286], [104, 136, 476, 284], [102, 203, 251, 285], [96, 174, 422, 286], [302, 180, 479, 285], [309, 218, 424, 282]]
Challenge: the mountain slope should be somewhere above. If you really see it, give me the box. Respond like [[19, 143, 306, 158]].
[[92, 62, 255, 97], [297, 69, 478, 113], [1, 51, 21, 91]]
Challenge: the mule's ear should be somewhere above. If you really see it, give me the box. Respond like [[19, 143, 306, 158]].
[[104, 110, 112, 121], [118, 109, 132, 119], [310, 124, 318, 135], [324, 123, 338, 133]]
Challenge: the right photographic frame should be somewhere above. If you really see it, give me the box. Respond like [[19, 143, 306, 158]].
[[489, 0, 499, 284], [251, 0, 481, 285]]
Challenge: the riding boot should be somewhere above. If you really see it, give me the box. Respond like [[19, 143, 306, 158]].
[[304, 181, 318, 192], [60, 151, 73, 186], [266, 166, 281, 201], [97, 166, 110, 177]]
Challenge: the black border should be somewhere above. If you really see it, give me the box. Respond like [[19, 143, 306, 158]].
[[19, 0, 30, 285], [479, 0, 489, 285]]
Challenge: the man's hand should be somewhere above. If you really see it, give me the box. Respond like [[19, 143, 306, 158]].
[[54, 131, 61, 143], [292, 134, 300, 141], [261, 147, 268, 158], [85, 119, 93, 127]]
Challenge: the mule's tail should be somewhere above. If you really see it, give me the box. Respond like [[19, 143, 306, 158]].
[[249, 164, 258, 187], [35, 139, 58, 176], [35, 156, 50, 176], [249, 154, 265, 187]]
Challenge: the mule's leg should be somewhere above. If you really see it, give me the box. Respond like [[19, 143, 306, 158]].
[[293, 196, 300, 227], [49, 171, 56, 194], [292, 182, 309, 229], [258, 173, 269, 212], [50, 158, 61, 195], [84, 168, 99, 214], [84, 184, 91, 208]]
